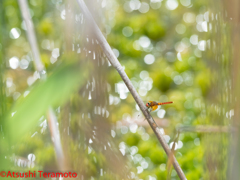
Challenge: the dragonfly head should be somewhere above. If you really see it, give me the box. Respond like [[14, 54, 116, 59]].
[[146, 102, 150, 108]]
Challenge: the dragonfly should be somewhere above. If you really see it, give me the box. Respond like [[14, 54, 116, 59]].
[[146, 101, 173, 112]]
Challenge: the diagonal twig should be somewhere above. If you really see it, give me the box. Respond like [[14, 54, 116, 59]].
[[17, 0, 44, 73], [75, 0, 186, 179], [177, 125, 233, 133], [18, 0, 66, 170], [167, 129, 180, 179]]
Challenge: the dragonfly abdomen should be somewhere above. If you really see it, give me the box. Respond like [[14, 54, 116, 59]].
[[157, 101, 173, 105]]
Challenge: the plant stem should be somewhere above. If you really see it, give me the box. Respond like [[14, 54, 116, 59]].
[[18, 0, 66, 170], [76, 0, 186, 179]]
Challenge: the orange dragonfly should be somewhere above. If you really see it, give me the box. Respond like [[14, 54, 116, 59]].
[[146, 101, 173, 112]]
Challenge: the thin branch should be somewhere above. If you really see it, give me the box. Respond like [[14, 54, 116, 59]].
[[47, 108, 65, 170], [17, 0, 44, 73], [75, 0, 186, 179], [177, 125, 233, 133], [18, 0, 66, 170]]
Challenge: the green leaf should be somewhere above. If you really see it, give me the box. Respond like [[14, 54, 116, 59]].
[[5, 62, 88, 143]]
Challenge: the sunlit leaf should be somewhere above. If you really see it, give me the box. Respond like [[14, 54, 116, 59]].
[[6, 61, 88, 143]]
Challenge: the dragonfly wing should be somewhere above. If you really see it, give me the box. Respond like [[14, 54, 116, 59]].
[[151, 105, 158, 111], [148, 101, 153, 105]]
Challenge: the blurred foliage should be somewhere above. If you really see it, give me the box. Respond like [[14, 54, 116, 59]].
[[106, 0, 229, 179], [6, 60, 88, 143]]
